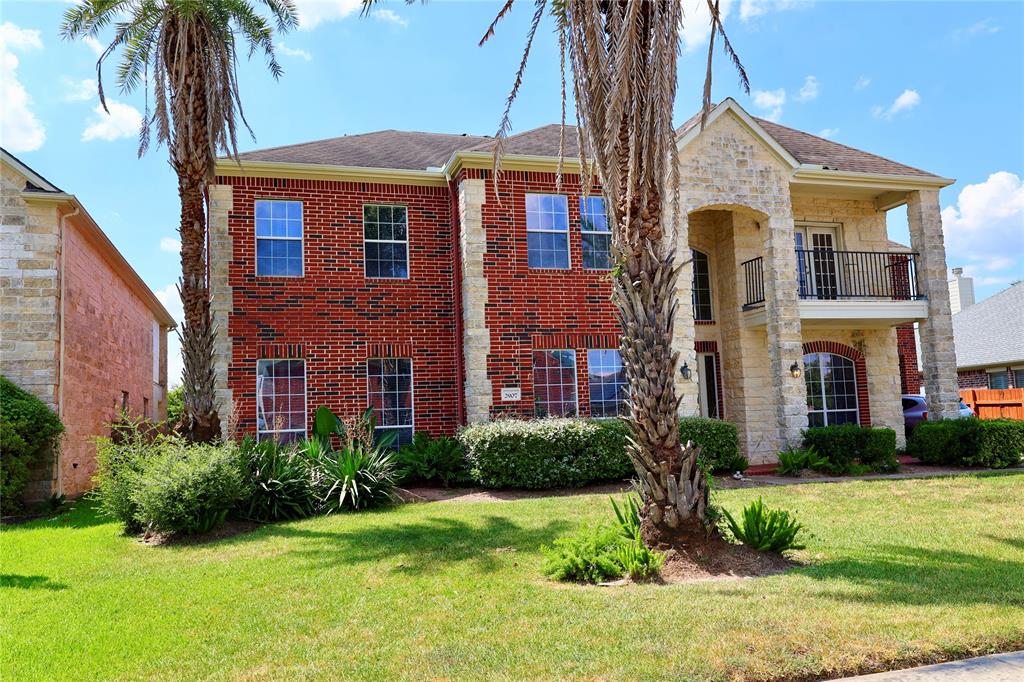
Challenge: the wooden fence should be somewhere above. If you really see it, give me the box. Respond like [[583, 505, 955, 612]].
[[960, 388, 1024, 420]]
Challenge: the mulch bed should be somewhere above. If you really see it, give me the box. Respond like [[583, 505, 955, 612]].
[[658, 537, 798, 584], [139, 520, 261, 546]]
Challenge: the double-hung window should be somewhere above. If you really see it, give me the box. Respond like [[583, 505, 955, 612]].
[[532, 349, 578, 416], [526, 194, 569, 269], [692, 249, 713, 321], [580, 196, 612, 270], [256, 359, 307, 443], [364, 205, 409, 278], [367, 358, 413, 446], [255, 200, 303, 277], [587, 349, 627, 417]]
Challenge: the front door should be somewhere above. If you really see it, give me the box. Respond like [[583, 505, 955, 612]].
[[697, 352, 719, 419], [796, 225, 840, 300]]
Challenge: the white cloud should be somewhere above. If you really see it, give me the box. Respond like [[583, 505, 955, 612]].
[[738, 0, 808, 22], [63, 77, 97, 102], [276, 42, 312, 61], [292, 0, 361, 30], [82, 35, 104, 57], [681, 0, 731, 53], [82, 99, 142, 142], [874, 89, 920, 120], [0, 22, 45, 153], [942, 172, 1024, 286], [796, 75, 818, 102], [855, 75, 871, 90], [818, 128, 839, 139], [953, 18, 999, 41], [154, 284, 184, 388], [160, 237, 181, 254], [370, 9, 408, 28], [751, 88, 785, 122]]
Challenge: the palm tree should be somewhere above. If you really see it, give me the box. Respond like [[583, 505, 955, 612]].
[[61, 0, 298, 442], [364, 0, 745, 548]]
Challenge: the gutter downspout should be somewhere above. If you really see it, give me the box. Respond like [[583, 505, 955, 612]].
[[446, 171, 467, 427], [56, 202, 80, 499]]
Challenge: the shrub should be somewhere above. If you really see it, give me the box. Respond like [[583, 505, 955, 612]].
[[721, 498, 805, 554], [235, 437, 317, 522], [801, 425, 897, 474], [0, 376, 64, 514], [679, 417, 746, 473], [131, 440, 245, 535], [541, 525, 626, 583], [305, 440, 398, 512], [460, 418, 632, 489], [93, 428, 164, 532], [609, 494, 664, 581], [906, 419, 973, 465], [775, 446, 829, 477], [968, 419, 1024, 468], [395, 432, 470, 487], [166, 385, 184, 424]]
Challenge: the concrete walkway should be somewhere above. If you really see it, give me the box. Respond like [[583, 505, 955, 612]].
[[841, 651, 1024, 680]]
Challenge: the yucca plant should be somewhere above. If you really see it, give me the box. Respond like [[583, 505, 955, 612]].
[[396, 432, 468, 487], [306, 440, 398, 512], [721, 498, 806, 554], [235, 436, 317, 522]]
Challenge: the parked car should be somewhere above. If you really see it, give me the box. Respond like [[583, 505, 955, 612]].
[[902, 394, 975, 434]]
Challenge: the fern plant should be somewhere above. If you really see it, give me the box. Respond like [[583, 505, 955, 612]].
[[721, 498, 806, 554], [540, 525, 625, 583], [615, 538, 665, 581]]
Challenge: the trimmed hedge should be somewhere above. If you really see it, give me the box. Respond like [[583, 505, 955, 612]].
[[459, 416, 745, 489], [802, 424, 898, 474], [1, 376, 64, 514], [909, 418, 1024, 469], [679, 417, 745, 473], [460, 418, 632, 489]]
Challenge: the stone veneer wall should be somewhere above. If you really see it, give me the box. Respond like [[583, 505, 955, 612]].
[[208, 183, 235, 433], [1, 163, 61, 408], [458, 178, 492, 423]]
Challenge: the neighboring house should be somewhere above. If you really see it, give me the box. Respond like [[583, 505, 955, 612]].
[[953, 282, 1024, 390], [208, 98, 961, 465], [1, 149, 175, 500]]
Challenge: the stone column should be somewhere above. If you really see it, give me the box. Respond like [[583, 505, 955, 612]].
[[458, 178, 492, 423], [762, 213, 807, 449], [669, 210, 699, 417], [207, 183, 235, 437], [906, 190, 960, 419]]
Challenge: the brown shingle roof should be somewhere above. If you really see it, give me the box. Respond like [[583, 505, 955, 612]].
[[754, 118, 939, 178], [230, 106, 941, 179], [234, 130, 491, 170]]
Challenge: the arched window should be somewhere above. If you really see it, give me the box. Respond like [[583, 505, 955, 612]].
[[803, 352, 859, 427], [691, 249, 713, 321]]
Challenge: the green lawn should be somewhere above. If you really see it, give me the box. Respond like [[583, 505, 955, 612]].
[[3, 474, 1023, 681]]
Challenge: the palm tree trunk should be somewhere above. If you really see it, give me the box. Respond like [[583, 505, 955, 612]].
[[167, 16, 220, 442]]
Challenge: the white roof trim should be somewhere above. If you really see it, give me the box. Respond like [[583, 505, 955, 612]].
[[675, 98, 801, 170]]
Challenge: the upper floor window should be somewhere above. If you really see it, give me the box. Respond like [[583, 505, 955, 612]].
[[803, 352, 859, 427], [526, 194, 569, 269], [692, 249, 713, 321], [255, 200, 303, 277], [588, 349, 627, 417], [256, 359, 307, 444], [367, 358, 413, 446], [532, 349, 577, 416], [580, 196, 612, 270], [364, 205, 409, 279]]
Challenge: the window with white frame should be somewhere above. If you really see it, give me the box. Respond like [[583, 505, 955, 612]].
[[803, 352, 859, 427], [988, 370, 1010, 390], [532, 349, 577, 416], [692, 249, 713, 321], [256, 359, 307, 443], [587, 349, 627, 417], [367, 358, 413, 446], [580, 196, 612, 270], [364, 205, 409, 278], [255, 200, 303, 277], [526, 194, 570, 269]]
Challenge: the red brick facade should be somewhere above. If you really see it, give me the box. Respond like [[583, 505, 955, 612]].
[[896, 324, 921, 394], [215, 175, 461, 437]]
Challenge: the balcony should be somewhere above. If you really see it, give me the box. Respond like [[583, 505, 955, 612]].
[[741, 249, 930, 328]]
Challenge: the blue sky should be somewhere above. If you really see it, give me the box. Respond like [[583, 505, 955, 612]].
[[2, 0, 1023, 384]]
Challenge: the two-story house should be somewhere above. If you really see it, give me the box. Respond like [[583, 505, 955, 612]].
[[209, 99, 961, 465]]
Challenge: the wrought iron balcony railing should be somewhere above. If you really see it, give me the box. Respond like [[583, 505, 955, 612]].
[[742, 249, 923, 309]]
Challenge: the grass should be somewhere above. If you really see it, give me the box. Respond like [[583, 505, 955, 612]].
[[3, 473, 1023, 681]]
